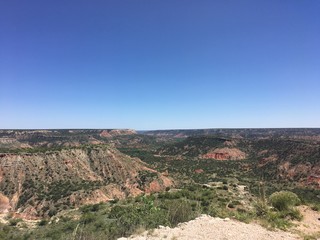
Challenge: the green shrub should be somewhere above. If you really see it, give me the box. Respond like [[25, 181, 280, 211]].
[[227, 203, 235, 208], [208, 203, 229, 218], [265, 211, 291, 230], [311, 204, 320, 212], [48, 208, 57, 217], [269, 191, 300, 211], [8, 218, 22, 226], [234, 209, 254, 223], [80, 203, 103, 213], [167, 199, 195, 226], [255, 201, 269, 217], [279, 208, 303, 221], [80, 213, 96, 224], [38, 219, 48, 226]]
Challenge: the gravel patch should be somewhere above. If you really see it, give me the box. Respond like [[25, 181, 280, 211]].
[[119, 215, 300, 240]]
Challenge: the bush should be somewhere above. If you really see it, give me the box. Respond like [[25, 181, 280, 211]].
[[311, 204, 320, 212], [38, 219, 48, 226], [269, 191, 300, 211], [167, 199, 195, 226], [109, 200, 169, 237], [283, 208, 302, 221], [234, 209, 254, 223], [9, 218, 22, 226], [265, 211, 291, 230], [80, 203, 102, 213], [255, 201, 269, 217], [80, 213, 96, 224]]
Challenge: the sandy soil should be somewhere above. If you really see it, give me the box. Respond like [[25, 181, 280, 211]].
[[118, 215, 300, 240], [292, 205, 320, 237]]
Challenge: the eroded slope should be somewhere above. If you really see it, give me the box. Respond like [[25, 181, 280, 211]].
[[0, 145, 172, 218]]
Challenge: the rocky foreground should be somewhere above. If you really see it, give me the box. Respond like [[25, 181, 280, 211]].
[[119, 215, 300, 240]]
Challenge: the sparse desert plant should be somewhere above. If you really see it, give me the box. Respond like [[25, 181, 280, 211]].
[[303, 232, 320, 240], [255, 200, 269, 217]]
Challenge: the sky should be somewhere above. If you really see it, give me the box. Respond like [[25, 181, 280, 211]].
[[0, 0, 319, 130]]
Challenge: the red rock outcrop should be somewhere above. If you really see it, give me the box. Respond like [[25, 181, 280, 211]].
[[201, 148, 246, 160], [195, 169, 204, 174], [258, 155, 278, 167]]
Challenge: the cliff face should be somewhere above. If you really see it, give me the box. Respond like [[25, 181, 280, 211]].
[[201, 148, 246, 160], [0, 146, 172, 218]]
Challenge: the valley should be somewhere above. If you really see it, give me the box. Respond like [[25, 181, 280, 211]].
[[0, 129, 319, 239]]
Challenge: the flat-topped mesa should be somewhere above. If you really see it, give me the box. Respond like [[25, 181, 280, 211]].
[[0, 129, 138, 149]]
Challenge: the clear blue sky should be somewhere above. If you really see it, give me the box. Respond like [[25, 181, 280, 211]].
[[1, 1, 319, 130]]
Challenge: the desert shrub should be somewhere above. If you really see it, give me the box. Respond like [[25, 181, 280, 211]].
[[80, 213, 96, 224], [61, 220, 78, 232], [265, 211, 291, 230], [207, 202, 229, 218], [279, 208, 302, 221], [311, 204, 320, 212], [187, 185, 197, 191], [303, 232, 320, 240], [48, 208, 57, 217], [255, 200, 269, 217], [234, 209, 254, 223], [38, 219, 48, 226], [109, 200, 168, 237], [167, 199, 195, 226], [60, 215, 72, 222], [269, 191, 300, 211], [8, 218, 22, 226], [227, 203, 235, 208], [93, 218, 108, 230], [255, 191, 303, 229], [80, 203, 103, 213]]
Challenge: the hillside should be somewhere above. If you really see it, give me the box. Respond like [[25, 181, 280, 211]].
[[0, 145, 172, 218], [154, 135, 320, 188]]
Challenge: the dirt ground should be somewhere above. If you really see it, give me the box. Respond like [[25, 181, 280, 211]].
[[292, 205, 320, 239], [119, 215, 300, 240]]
